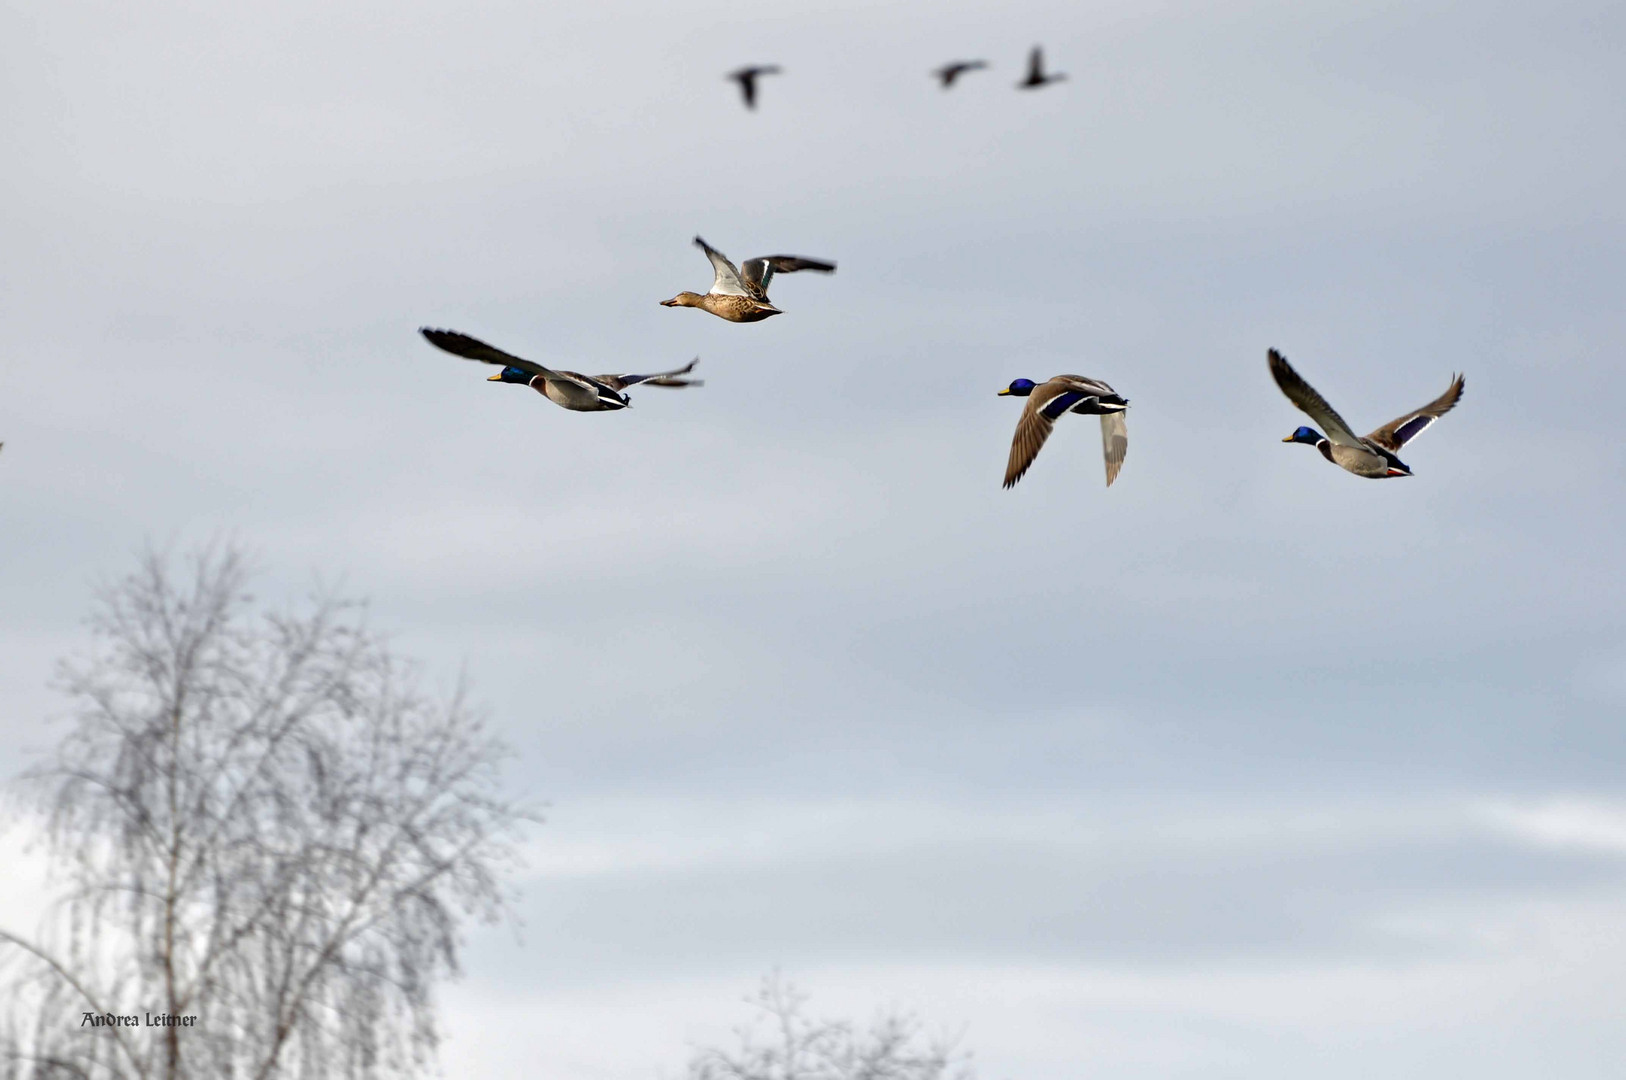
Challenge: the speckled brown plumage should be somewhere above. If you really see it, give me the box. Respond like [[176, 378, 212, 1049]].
[[661, 236, 834, 323], [659, 291, 782, 323]]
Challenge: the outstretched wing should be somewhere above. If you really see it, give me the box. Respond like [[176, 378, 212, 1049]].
[[739, 254, 837, 298], [596, 358, 703, 391], [1100, 412, 1127, 487], [936, 60, 987, 87], [694, 236, 750, 296], [1365, 374, 1465, 451], [1003, 379, 1080, 488], [1268, 349, 1364, 448], [421, 328, 559, 382]]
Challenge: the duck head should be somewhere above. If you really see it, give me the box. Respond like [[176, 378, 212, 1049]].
[[999, 378, 1038, 397], [660, 292, 706, 308], [487, 366, 533, 385], [1282, 425, 1323, 445]]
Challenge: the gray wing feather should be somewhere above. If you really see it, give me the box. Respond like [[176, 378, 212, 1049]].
[[740, 254, 837, 298], [1056, 375, 1118, 398], [1268, 349, 1365, 447], [1100, 412, 1127, 487], [694, 236, 750, 296], [597, 358, 703, 390], [420, 328, 560, 382], [1003, 379, 1074, 488], [1365, 374, 1465, 450]]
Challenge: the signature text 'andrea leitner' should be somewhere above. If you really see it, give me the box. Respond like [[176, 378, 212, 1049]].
[[82, 1013, 198, 1028]]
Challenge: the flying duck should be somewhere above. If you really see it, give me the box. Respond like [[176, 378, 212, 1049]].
[[729, 65, 781, 110], [1017, 46, 1066, 89], [1270, 348, 1464, 478], [660, 236, 836, 323], [934, 60, 989, 88], [1000, 376, 1128, 488], [420, 328, 701, 412]]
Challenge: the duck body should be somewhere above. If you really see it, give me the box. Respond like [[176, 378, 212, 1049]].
[[419, 328, 701, 413], [1283, 426, 1411, 477], [1000, 375, 1128, 488], [660, 291, 781, 323], [518, 371, 629, 412], [1270, 348, 1463, 479], [661, 236, 834, 323]]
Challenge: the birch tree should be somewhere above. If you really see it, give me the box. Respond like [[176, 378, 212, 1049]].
[[0, 546, 533, 1080], [687, 975, 975, 1080]]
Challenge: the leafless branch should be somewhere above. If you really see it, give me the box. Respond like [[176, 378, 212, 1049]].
[[1, 543, 537, 1080], [687, 973, 975, 1080]]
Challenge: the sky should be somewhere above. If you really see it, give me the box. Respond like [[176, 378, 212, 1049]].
[[2, 0, 1624, 1076]]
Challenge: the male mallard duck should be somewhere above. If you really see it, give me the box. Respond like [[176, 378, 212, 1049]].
[[729, 65, 781, 110], [1017, 46, 1065, 89], [1270, 348, 1464, 478], [999, 376, 1128, 488], [420, 328, 701, 412], [934, 60, 989, 88], [660, 236, 836, 323]]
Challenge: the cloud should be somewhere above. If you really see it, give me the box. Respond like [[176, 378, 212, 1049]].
[[1480, 798, 1626, 854], [463, 795, 1626, 992]]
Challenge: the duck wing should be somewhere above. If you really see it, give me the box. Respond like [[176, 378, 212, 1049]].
[[1055, 375, 1120, 401], [1365, 373, 1465, 451], [420, 328, 583, 385], [739, 254, 837, 298], [1003, 377, 1080, 488], [1268, 349, 1365, 448], [596, 358, 703, 391], [935, 60, 987, 87], [1026, 47, 1044, 83], [694, 236, 750, 296], [1100, 412, 1128, 487]]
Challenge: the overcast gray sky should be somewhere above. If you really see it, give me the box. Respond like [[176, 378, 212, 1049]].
[[3, 0, 1624, 1076]]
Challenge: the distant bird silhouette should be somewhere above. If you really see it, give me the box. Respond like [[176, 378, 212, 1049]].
[[933, 60, 989, 88], [420, 328, 701, 413], [999, 376, 1128, 488], [1017, 46, 1065, 89], [1270, 349, 1463, 479], [729, 65, 781, 110], [661, 236, 836, 323]]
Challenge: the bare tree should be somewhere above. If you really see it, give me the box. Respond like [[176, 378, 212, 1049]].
[[687, 974, 975, 1080], [0, 545, 534, 1080]]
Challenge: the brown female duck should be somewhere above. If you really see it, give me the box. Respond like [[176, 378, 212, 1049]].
[[660, 236, 835, 323]]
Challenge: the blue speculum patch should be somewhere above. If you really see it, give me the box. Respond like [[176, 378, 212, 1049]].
[[1042, 391, 1087, 419], [1393, 415, 1432, 445]]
